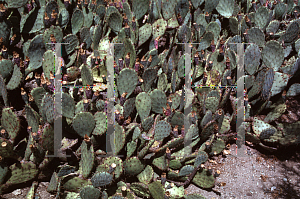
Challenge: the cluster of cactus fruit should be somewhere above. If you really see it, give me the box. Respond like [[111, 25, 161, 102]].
[[0, 0, 300, 198]]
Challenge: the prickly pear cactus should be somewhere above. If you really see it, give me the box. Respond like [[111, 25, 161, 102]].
[[1, 0, 300, 197]]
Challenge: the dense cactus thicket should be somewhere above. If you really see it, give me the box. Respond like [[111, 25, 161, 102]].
[[0, 0, 300, 198]]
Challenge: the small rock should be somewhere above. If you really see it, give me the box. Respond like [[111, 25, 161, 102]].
[[271, 186, 276, 192], [283, 178, 287, 182], [12, 189, 22, 195], [246, 192, 252, 196]]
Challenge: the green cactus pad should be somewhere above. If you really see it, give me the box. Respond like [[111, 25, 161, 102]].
[[229, 17, 238, 35], [247, 27, 265, 47], [26, 34, 46, 73], [201, 120, 216, 141], [25, 105, 40, 133], [111, 123, 126, 155], [5, 162, 38, 188], [138, 23, 152, 47], [255, 6, 269, 30], [141, 115, 155, 132], [191, 0, 204, 9], [130, 182, 150, 198], [210, 138, 225, 155], [179, 165, 194, 177], [131, 0, 150, 20], [261, 68, 275, 101], [39, 123, 54, 152], [152, 19, 167, 39], [137, 165, 154, 184], [47, 172, 58, 193], [72, 112, 96, 137], [0, 138, 16, 159], [43, 26, 63, 50], [266, 20, 280, 34], [80, 141, 94, 178], [282, 21, 300, 44], [62, 92, 75, 118], [80, 185, 101, 199], [197, 31, 214, 51], [206, 21, 221, 43], [0, 20, 10, 47], [264, 103, 286, 123], [71, 9, 84, 35], [274, 2, 287, 20], [41, 94, 54, 124], [62, 34, 79, 56], [117, 68, 139, 98], [1, 108, 20, 141], [0, 59, 13, 80], [245, 44, 261, 75], [287, 83, 300, 97], [58, 8, 70, 29], [200, 109, 212, 128], [170, 111, 184, 129], [252, 117, 277, 139], [194, 151, 208, 167], [205, 97, 219, 113], [205, 0, 220, 14], [192, 169, 215, 188], [103, 156, 123, 179], [269, 72, 290, 97], [0, 163, 9, 185], [136, 92, 151, 121], [92, 112, 107, 136], [42, 50, 55, 80], [262, 40, 284, 72], [6, 64, 22, 90], [82, 7, 93, 28], [91, 172, 113, 187], [150, 89, 167, 114], [142, 68, 157, 92], [154, 120, 172, 141], [80, 28, 92, 49], [157, 73, 168, 91], [124, 157, 145, 176], [108, 12, 123, 33], [63, 176, 91, 192], [6, 0, 28, 8], [216, 0, 234, 18], [148, 181, 165, 199]]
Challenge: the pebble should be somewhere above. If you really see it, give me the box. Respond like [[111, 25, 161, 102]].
[[283, 178, 287, 182], [271, 186, 276, 192], [12, 189, 22, 195]]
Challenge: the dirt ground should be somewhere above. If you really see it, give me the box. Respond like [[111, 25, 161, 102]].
[[186, 143, 300, 199], [1, 143, 299, 199]]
